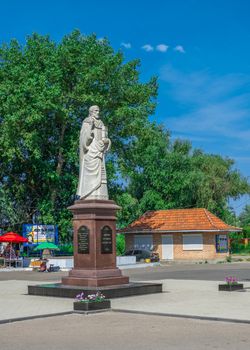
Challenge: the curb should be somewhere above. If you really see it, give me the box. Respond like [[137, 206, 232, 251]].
[[0, 311, 74, 325], [1, 308, 250, 325], [0, 309, 113, 325], [112, 308, 250, 325]]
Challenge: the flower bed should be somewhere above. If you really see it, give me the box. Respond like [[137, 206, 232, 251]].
[[218, 276, 244, 291], [73, 291, 111, 311]]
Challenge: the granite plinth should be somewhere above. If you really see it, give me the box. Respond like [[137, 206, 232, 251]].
[[62, 267, 129, 287], [62, 275, 129, 287], [28, 282, 162, 299]]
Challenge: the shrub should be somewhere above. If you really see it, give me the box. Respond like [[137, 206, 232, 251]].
[[56, 244, 74, 255], [116, 234, 125, 256], [230, 241, 250, 254]]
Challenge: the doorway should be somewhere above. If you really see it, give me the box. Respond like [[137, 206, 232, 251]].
[[161, 235, 173, 260]]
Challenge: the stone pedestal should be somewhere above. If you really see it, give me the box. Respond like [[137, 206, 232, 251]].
[[62, 199, 129, 287]]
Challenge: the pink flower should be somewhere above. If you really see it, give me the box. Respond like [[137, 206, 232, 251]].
[[225, 276, 238, 285]]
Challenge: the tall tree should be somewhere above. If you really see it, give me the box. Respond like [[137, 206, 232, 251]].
[[115, 125, 250, 227], [239, 205, 250, 227], [0, 31, 157, 239]]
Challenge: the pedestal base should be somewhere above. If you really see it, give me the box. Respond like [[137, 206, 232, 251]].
[[28, 282, 162, 299], [62, 267, 129, 287], [63, 199, 129, 288]]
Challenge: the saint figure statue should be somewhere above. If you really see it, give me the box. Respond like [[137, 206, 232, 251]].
[[77, 106, 111, 200]]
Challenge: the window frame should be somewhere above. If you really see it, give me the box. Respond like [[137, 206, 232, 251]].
[[182, 233, 203, 251]]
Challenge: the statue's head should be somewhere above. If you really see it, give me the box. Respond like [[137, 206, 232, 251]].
[[89, 105, 100, 119]]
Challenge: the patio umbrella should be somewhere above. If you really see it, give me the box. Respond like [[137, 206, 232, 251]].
[[0, 232, 28, 243], [33, 242, 59, 251], [0, 232, 28, 265], [33, 242, 60, 258]]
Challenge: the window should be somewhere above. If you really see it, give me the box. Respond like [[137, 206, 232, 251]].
[[183, 234, 203, 251], [134, 235, 153, 250]]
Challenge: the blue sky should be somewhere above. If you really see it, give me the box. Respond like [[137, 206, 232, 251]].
[[1, 0, 249, 213]]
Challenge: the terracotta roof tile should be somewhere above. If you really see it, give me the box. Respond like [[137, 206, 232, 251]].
[[118, 208, 241, 233]]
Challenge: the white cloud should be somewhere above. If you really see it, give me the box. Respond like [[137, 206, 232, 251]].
[[141, 44, 154, 52], [121, 42, 131, 49], [156, 44, 169, 52], [174, 45, 185, 53]]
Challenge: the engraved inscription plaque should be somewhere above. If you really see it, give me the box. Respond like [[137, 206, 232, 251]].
[[101, 226, 113, 254], [78, 226, 89, 254]]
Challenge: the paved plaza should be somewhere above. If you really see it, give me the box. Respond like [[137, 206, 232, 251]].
[[1, 264, 250, 349], [1, 312, 250, 350], [1, 264, 250, 323]]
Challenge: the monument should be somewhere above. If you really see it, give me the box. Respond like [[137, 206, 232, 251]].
[[28, 106, 162, 298], [62, 105, 129, 287]]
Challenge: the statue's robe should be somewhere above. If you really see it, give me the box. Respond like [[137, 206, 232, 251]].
[[77, 116, 109, 200]]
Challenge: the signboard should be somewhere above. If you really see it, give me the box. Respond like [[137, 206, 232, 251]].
[[78, 226, 89, 254], [101, 226, 113, 254], [216, 234, 228, 253], [22, 224, 58, 246]]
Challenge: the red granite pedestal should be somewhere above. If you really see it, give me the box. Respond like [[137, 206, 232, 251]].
[[28, 199, 162, 298], [61, 199, 129, 287]]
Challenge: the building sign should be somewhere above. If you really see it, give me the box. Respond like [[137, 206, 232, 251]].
[[78, 226, 89, 254], [101, 226, 113, 254], [216, 234, 228, 253], [22, 224, 58, 245]]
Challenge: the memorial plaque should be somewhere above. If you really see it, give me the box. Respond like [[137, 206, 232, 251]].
[[101, 226, 113, 254], [78, 226, 89, 254]]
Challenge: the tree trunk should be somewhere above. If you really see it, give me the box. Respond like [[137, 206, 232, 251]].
[[51, 123, 66, 208]]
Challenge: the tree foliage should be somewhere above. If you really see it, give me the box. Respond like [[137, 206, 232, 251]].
[[239, 205, 250, 226], [115, 124, 250, 226], [238, 205, 250, 237], [0, 31, 157, 239]]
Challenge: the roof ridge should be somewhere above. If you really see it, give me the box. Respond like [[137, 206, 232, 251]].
[[203, 209, 218, 229], [154, 208, 204, 212]]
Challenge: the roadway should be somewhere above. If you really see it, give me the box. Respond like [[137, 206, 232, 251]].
[[0, 262, 250, 282]]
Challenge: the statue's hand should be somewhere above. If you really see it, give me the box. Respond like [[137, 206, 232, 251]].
[[103, 138, 109, 145], [103, 138, 111, 151]]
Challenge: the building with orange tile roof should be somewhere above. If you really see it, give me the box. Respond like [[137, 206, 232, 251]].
[[118, 208, 241, 261]]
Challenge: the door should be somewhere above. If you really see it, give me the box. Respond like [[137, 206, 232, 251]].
[[161, 235, 173, 260]]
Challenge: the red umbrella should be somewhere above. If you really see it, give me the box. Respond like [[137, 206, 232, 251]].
[[0, 232, 28, 243], [0, 232, 28, 266]]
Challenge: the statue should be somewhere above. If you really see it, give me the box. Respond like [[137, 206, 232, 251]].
[[77, 106, 111, 200]]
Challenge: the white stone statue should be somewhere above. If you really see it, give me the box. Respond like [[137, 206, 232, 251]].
[[77, 106, 111, 200]]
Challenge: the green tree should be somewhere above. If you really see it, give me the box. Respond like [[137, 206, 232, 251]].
[[239, 205, 250, 227], [0, 31, 157, 240], [115, 123, 250, 227], [238, 204, 250, 238]]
